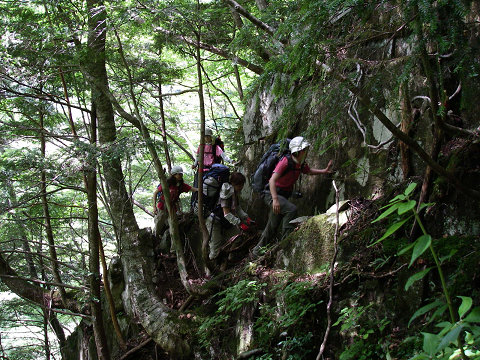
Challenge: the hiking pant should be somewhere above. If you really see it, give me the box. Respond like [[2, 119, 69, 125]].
[[154, 209, 168, 238], [154, 210, 174, 253], [257, 191, 297, 247], [206, 215, 239, 260]]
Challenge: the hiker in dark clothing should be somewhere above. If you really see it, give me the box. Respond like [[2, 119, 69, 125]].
[[206, 172, 254, 262], [252, 136, 334, 257], [153, 165, 198, 252]]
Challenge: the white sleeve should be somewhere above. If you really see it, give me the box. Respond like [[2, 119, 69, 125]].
[[224, 212, 241, 225], [220, 183, 234, 200], [237, 207, 248, 221], [221, 152, 233, 164]]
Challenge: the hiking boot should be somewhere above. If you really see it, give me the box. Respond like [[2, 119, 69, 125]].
[[252, 241, 265, 258]]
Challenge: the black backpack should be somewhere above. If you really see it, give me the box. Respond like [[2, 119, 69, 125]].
[[192, 163, 230, 215], [213, 136, 225, 164], [155, 187, 163, 206], [251, 139, 291, 193]]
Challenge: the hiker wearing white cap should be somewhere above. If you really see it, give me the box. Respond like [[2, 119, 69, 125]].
[[153, 166, 198, 252], [252, 136, 334, 257]]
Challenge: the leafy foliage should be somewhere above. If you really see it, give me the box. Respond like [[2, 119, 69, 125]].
[[371, 183, 480, 359], [196, 280, 266, 352], [253, 281, 322, 359], [1, 0, 480, 357]]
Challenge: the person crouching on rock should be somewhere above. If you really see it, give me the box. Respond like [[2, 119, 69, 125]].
[[207, 172, 255, 269]]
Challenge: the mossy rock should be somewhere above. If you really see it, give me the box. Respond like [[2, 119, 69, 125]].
[[274, 203, 349, 274]]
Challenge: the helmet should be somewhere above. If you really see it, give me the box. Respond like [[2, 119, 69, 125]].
[[205, 128, 213, 136], [171, 165, 184, 175], [289, 136, 310, 153]]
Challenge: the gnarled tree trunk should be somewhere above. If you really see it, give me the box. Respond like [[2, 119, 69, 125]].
[[85, 1, 193, 357]]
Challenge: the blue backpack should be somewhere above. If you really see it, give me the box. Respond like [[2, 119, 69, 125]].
[[204, 163, 230, 185], [192, 164, 230, 215], [251, 139, 291, 193]]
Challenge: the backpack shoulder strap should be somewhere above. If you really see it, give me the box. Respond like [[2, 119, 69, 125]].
[[283, 154, 304, 175], [213, 144, 222, 163], [156, 186, 164, 203]]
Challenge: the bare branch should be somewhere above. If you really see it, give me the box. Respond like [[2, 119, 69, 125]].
[[337, 72, 480, 199], [151, 89, 199, 98], [155, 27, 264, 75], [316, 180, 340, 360], [222, 0, 275, 35], [0, 274, 87, 291]]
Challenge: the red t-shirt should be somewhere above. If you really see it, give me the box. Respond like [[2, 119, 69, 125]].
[[157, 183, 192, 211], [272, 156, 310, 192]]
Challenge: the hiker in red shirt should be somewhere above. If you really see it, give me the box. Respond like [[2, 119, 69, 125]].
[[153, 165, 197, 251], [252, 136, 334, 257]]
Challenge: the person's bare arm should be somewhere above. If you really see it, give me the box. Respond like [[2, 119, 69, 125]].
[[308, 160, 334, 175], [269, 172, 282, 214]]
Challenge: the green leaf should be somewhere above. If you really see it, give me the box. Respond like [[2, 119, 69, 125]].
[[408, 354, 430, 360], [417, 202, 434, 212], [404, 182, 417, 196], [458, 296, 473, 319], [471, 325, 480, 339], [436, 325, 464, 352], [405, 268, 432, 291], [398, 200, 417, 215], [435, 321, 453, 336], [408, 300, 444, 327], [409, 235, 432, 267], [439, 249, 457, 263], [464, 307, 480, 323], [390, 194, 406, 203], [422, 332, 439, 356], [428, 305, 448, 325], [398, 242, 415, 256], [372, 202, 401, 223], [369, 217, 411, 247]]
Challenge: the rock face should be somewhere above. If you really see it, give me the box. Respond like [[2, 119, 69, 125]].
[[239, 52, 480, 239], [275, 201, 351, 274]]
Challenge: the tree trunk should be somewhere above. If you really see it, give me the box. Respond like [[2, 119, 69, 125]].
[[39, 111, 68, 306], [195, 28, 210, 272], [43, 310, 51, 360], [399, 82, 413, 180], [114, 28, 192, 293], [158, 71, 172, 171], [85, 0, 192, 357], [86, 102, 111, 360]]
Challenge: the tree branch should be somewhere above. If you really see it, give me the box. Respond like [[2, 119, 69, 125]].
[[337, 72, 480, 200], [222, 0, 275, 35], [316, 180, 340, 360], [155, 27, 264, 75], [0, 252, 82, 314]]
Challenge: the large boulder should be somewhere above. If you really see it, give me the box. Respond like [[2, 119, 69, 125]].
[[274, 201, 351, 273]]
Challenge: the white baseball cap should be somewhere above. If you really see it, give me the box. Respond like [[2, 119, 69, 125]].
[[171, 165, 184, 175], [289, 136, 311, 153]]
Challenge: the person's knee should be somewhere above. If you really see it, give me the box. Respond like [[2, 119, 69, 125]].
[[285, 203, 297, 217]]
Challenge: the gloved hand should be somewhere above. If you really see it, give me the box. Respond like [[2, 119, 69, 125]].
[[239, 223, 250, 231], [245, 217, 255, 225]]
